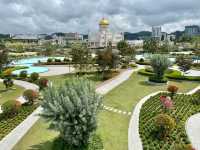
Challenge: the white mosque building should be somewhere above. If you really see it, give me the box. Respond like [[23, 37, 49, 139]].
[[88, 18, 124, 48]]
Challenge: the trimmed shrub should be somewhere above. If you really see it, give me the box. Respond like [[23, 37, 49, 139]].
[[38, 78, 48, 90], [149, 76, 167, 83], [30, 72, 39, 82], [19, 70, 27, 79], [41, 78, 102, 148], [129, 63, 137, 68], [154, 114, 176, 139], [3, 69, 12, 77], [167, 85, 179, 98], [3, 78, 14, 89], [23, 89, 38, 105], [55, 58, 61, 62], [47, 58, 53, 63], [1, 100, 21, 117]]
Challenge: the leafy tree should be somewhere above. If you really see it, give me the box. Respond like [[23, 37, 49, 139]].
[[150, 54, 170, 80], [40, 78, 102, 149], [71, 43, 92, 73], [176, 55, 192, 72], [96, 45, 120, 73], [117, 40, 135, 65], [143, 38, 160, 53], [0, 44, 9, 73]]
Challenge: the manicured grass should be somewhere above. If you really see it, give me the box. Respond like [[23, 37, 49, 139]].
[[0, 83, 24, 105], [13, 73, 199, 150], [139, 92, 200, 150], [46, 73, 104, 87], [103, 73, 199, 112]]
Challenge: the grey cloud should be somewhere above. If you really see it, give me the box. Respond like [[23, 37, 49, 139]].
[[0, 0, 199, 34]]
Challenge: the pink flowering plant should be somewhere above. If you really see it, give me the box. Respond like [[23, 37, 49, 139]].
[[160, 96, 174, 111]]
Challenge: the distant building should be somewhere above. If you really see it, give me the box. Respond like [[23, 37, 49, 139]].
[[185, 25, 200, 36], [11, 34, 39, 43], [152, 26, 162, 40], [88, 18, 124, 48], [127, 40, 143, 47]]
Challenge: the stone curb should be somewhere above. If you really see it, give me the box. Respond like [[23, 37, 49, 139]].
[[128, 84, 200, 150]]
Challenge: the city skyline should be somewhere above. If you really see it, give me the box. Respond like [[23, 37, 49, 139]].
[[0, 0, 200, 34]]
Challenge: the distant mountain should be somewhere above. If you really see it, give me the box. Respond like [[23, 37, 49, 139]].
[[124, 31, 152, 40]]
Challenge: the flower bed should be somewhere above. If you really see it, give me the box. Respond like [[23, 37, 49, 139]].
[[0, 105, 38, 140], [139, 92, 200, 150]]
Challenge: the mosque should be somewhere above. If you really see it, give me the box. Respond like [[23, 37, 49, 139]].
[[88, 18, 124, 48]]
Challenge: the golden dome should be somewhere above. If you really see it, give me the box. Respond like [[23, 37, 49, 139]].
[[99, 18, 109, 26]]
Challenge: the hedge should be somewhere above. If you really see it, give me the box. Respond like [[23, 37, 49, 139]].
[[138, 69, 200, 81]]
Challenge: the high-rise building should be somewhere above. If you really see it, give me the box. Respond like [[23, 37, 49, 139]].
[[185, 25, 200, 36], [152, 26, 162, 40]]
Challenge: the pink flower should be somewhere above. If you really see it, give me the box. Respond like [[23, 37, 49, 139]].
[[160, 96, 173, 109]]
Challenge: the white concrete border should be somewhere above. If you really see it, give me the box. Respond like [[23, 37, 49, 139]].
[[128, 84, 200, 150]]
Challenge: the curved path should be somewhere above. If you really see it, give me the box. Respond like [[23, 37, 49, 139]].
[[39, 65, 74, 76], [0, 79, 39, 150], [128, 84, 200, 150]]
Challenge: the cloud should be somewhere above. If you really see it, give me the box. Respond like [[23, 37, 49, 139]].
[[0, 0, 199, 34]]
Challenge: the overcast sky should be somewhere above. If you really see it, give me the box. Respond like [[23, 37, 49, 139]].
[[0, 0, 200, 34]]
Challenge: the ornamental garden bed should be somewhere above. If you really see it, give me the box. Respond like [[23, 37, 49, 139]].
[[0, 104, 38, 140], [139, 90, 200, 150]]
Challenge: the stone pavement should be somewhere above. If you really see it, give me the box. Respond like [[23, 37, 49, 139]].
[[39, 65, 75, 76]]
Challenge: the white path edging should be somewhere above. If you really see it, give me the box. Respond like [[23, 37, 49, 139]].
[[128, 91, 163, 150], [128, 85, 200, 150], [0, 79, 39, 150], [0, 107, 42, 150], [0, 66, 143, 150]]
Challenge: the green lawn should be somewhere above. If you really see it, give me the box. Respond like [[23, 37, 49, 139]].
[[0, 83, 24, 105], [13, 73, 199, 150], [46, 73, 103, 87]]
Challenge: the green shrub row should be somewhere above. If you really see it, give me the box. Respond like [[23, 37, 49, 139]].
[[0, 105, 37, 140], [138, 69, 200, 81]]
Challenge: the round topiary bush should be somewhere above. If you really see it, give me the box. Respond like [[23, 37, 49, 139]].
[[47, 58, 53, 63], [3, 69, 12, 77], [30, 72, 39, 82], [1, 100, 21, 117], [38, 78, 49, 90], [154, 114, 176, 139], [167, 85, 179, 98], [19, 70, 28, 79], [23, 89, 38, 105], [3, 78, 14, 89]]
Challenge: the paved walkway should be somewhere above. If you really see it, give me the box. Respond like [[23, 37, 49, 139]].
[[0, 65, 144, 150], [39, 65, 74, 76]]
